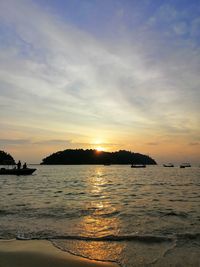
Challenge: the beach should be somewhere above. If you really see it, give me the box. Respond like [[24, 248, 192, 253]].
[[0, 240, 118, 267]]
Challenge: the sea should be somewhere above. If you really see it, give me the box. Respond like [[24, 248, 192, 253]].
[[0, 165, 200, 266]]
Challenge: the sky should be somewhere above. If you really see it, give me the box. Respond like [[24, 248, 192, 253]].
[[0, 0, 199, 164]]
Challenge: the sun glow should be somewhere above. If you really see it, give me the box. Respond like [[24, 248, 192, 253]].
[[95, 146, 105, 152]]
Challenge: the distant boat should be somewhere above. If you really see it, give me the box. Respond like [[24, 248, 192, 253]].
[[131, 164, 146, 168], [180, 163, 191, 168], [163, 163, 174, 167], [0, 168, 36, 175]]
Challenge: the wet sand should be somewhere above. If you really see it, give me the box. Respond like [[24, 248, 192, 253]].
[[0, 240, 118, 267]]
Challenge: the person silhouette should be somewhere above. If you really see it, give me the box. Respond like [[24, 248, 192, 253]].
[[23, 162, 27, 169], [17, 160, 21, 169]]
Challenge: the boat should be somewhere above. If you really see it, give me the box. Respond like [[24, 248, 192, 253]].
[[0, 168, 36, 175], [131, 164, 146, 168], [163, 163, 174, 167], [180, 163, 191, 168]]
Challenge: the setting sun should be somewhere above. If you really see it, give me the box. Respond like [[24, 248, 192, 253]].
[[95, 146, 105, 152]]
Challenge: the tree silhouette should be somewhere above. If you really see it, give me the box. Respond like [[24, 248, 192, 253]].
[[41, 149, 157, 165], [0, 150, 15, 165]]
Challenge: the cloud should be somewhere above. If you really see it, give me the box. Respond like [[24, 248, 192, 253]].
[[0, 137, 117, 148], [191, 17, 200, 37], [33, 139, 72, 145], [34, 140, 119, 149], [157, 4, 178, 22], [0, 139, 31, 145], [189, 142, 199, 146], [146, 142, 159, 146], [173, 21, 188, 36]]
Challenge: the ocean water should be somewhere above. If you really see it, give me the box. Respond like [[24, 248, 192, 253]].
[[0, 165, 199, 266]]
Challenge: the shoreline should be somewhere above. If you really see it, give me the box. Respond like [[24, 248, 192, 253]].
[[0, 239, 119, 267]]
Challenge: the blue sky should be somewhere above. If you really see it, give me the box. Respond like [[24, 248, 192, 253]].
[[35, 0, 200, 39], [0, 0, 199, 163]]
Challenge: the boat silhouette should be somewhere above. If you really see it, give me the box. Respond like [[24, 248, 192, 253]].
[[180, 163, 191, 168], [131, 164, 146, 168], [163, 163, 174, 167], [0, 168, 36, 175]]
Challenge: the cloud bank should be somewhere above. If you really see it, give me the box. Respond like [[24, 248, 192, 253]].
[[0, 0, 199, 162]]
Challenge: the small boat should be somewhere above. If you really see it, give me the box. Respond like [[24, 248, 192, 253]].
[[180, 163, 191, 168], [0, 168, 36, 175], [163, 163, 174, 167], [131, 164, 146, 168]]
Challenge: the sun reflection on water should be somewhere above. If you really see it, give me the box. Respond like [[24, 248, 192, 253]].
[[79, 167, 120, 237], [54, 239, 123, 264], [53, 167, 124, 263]]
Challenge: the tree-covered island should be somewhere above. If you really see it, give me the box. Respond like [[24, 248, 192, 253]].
[[0, 150, 15, 165], [41, 149, 157, 165]]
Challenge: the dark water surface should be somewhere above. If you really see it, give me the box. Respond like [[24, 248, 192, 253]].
[[0, 165, 199, 266]]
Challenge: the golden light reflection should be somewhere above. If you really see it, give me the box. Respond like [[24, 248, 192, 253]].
[[76, 167, 123, 260], [79, 167, 120, 241], [55, 239, 123, 263]]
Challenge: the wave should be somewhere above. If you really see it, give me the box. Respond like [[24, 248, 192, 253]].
[[1, 231, 198, 244], [0, 209, 15, 216], [177, 233, 200, 240], [160, 211, 188, 218], [16, 233, 173, 243]]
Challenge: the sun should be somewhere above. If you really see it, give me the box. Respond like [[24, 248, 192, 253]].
[[95, 146, 105, 152]]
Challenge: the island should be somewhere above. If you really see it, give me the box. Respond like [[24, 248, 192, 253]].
[[41, 149, 157, 165], [0, 150, 15, 165]]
